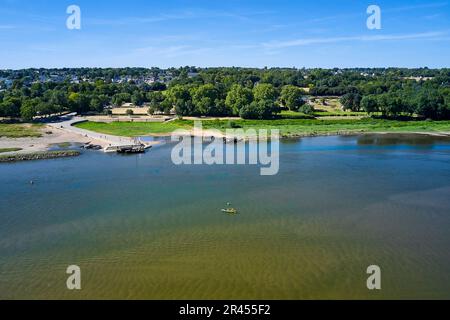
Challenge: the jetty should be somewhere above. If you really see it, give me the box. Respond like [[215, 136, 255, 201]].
[[48, 116, 158, 152]]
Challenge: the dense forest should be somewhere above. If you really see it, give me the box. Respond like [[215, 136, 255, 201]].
[[0, 67, 449, 120]]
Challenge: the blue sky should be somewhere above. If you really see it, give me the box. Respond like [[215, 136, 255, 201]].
[[0, 0, 449, 69]]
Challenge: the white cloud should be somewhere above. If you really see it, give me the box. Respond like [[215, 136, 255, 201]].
[[263, 31, 449, 49]]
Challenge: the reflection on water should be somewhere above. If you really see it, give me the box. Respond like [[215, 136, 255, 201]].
[[356, 133, 450, 147], [0, 134, 449, 299]]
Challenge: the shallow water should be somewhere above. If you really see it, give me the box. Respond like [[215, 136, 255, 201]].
[[1, 134, 450, 299]]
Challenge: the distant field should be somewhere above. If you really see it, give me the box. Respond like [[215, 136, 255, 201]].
[[310, 97, 343, 113], [0, 124, 43, 138], [75, 119, 450, 137]]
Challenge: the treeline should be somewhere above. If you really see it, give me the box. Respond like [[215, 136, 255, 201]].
[[340, 78, 450, 119], [161, 83, 309, 119], [1, 67, 450, 121], [0, 81, 167, 120], [0, 78, 308, 120]]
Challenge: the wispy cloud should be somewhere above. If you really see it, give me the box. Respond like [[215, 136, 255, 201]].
[[308, 2, 449, 24], [88, 9, 273, 27], [388, 1, 448, 12], [263, 31, 449, 48], [0, 25, 16, 29], [423, 13, 444, 20]]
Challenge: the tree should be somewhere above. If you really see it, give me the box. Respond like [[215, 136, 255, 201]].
[[253, 83, 278, 102], [166, 85, 193, 116], [149, 82, 167, 91], [340, 93, 362, 112], [20, 99, 38, 121], [225, 84, 253, 116], [240, 99, 279, 120], [280, 85, 305, 111], [298, 104, 314, 115], [48, 90, 68, 111], [360, 95, 379, 114], [0, 98, 21, 118], [377, 93, 403, 117], [112, 93, 131, 106], [68, 92, 91, 113], [147, 91, 165, 111], [238, 83, 280, 119], [191, 84, 223, 116], [415, 89, 446, 119], [90, 94, 109, 113], [131, 92, 144, 106], [126, 109, 134, 116]]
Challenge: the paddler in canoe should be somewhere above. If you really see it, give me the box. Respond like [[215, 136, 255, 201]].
[[221, 203, 238, 215]]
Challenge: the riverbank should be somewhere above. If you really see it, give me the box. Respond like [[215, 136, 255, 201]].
[[0, 150, 80, 163], [2, 119, 450, 160], [0, 124, 104, 155], [74, 118, 450, 138]]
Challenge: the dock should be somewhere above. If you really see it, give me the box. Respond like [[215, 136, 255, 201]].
[[48, 116, 159, 152]]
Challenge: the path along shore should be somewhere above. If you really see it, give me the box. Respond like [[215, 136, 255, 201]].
[[0, 117, 159, 156]]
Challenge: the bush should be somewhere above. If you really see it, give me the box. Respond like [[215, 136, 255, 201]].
[[298, 104, 314, 115], [240, 100, 280, 120], [226, 120, 242, 129]]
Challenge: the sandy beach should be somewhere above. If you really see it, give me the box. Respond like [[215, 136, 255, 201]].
[[0, 125, 105, 155]]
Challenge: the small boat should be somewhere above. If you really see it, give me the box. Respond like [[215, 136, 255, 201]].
[[221, 208, 238, 215], [116, 145, 146, 154]]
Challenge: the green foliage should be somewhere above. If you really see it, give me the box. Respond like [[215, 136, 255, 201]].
[[225, 84, 253, 116], [191, 84, 222, 115], [253, 83, 278, 102], [20, 99, 38, 121], [0, 67, 450, 121], [240, 99, 280, 120], [360, 95, 379, 114], [340, 93, 362, 112], [280, 85, 306, 111], [298, 104, 315, 115]]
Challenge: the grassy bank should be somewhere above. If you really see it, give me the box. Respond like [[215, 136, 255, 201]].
[[0, 148, 22, 154], [0, 150, 80, 163], [74, 118, 450, 137], [75, 121, 191, 136], [0, 123, 43, 138], [202, 119, 450, 136]]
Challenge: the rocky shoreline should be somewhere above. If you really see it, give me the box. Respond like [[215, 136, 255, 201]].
[[0, 150, 80, 163]]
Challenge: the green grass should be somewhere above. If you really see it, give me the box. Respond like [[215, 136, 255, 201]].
[[57, 142, 72, 148], [279, 110, 315, 119], [0, 148, 22, 154], [0, 123, 43, 138], [204, 118, 450, 137], [74, 118, 450, 138], [75, 120, 191, 136], [314, 111, 372, 117]]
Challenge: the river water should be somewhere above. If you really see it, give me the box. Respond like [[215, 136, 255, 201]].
[[1, 134, 449, 299]]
